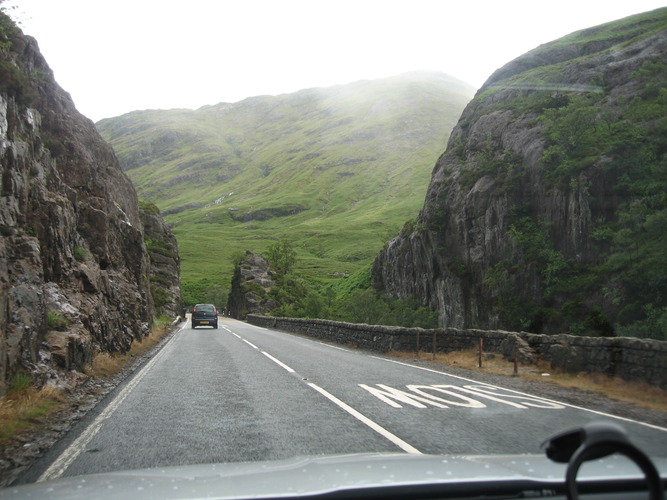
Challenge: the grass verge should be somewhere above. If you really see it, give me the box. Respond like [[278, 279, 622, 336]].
[[83, 316, 174, 378], [388, 349, 667, 414], [0, 378, 65, 446], [0, 317, 175, 446]]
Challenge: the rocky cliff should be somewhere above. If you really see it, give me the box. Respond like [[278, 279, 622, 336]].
[[139, 202, 183, 319], [0, 14, 181, 395], [228, 251, 277, 319], [373, 8, 667, 338]]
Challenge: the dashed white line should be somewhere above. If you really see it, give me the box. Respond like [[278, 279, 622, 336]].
[[226, 328, 259, 349], [242, 338, 259, 349], [262, 351, 295, 373], [231, 331, 422, 455]]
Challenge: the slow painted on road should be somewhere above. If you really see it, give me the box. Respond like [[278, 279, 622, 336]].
[[23, 317, 667, 482]]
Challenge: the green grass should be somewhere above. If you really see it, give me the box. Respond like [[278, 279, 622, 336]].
[[0, 374, 65, 446], [98, 72, 474, 302], [46, 311, 69, 331]]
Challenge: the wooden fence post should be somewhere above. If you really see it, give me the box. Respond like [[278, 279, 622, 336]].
[[416, 330, 420, 358]]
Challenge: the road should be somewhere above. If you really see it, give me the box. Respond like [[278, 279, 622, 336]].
[[20, 317, 667, 482]]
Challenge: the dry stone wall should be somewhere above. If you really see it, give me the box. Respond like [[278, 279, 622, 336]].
[[247, 315, 667, 388]]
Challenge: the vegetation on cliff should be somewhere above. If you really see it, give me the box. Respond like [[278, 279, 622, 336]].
[[227, 244, 438, 328], [373, 7, 667, 339], [0, 10, 182, 396], [474, 12, 667, 338]]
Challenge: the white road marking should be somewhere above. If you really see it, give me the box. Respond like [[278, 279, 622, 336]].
[[226, 328, 259, 349], [231, 330, 422, 455], [359, 384, 449, 408], [371, 356, 667, 432], [37, 323, 186, 482], [308, 382, 422, 455], [408, 385, 489, 408], [317, 342, 350, 352], [262, 351, 295, 373], [359, 383, 566, 410], [242, 338, 259, 349]]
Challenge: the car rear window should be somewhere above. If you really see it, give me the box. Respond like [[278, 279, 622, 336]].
[[196, 304, 215, 312]]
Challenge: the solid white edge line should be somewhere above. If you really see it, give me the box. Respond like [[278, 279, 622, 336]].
[[317, 341, 350, 352], [262, 351, 295, 373], [307, 382, 422, 455], [37, 323, 186, 482], [370, 356, 667, 433]]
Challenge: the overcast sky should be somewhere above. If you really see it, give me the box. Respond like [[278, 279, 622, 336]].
[[12, 0, 667, 122]]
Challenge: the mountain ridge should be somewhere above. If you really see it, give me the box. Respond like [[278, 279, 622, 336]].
[[97, 71, 475, 303]]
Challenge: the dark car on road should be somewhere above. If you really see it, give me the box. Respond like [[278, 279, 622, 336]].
[[191, 304, 218, 329]]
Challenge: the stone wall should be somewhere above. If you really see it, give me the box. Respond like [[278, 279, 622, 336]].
[[247, 315, 667, 388]]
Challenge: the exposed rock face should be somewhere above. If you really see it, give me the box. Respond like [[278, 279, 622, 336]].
[[372, 9, 667, 335], [0, 16, 180, 394], [228, 251, 277, 319], [139, 203, 183, 319]]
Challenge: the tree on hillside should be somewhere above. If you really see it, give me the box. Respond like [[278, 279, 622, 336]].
[[265, 240, 296, 275]]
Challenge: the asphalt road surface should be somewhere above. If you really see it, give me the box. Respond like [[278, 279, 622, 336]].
[[21, 318, 667, 482]]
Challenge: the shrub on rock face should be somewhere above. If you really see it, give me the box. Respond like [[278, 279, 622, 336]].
[[265, 240, 296, 275], [372, 8, 667, 338], [46, 311, 69, 331], [0, 12, 181, 395]]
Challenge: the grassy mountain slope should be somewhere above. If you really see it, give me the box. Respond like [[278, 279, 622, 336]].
[[97, 72, 474, 303]]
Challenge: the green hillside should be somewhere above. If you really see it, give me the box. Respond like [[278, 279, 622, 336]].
[[97, 72, 474, 304], [372, 8, 667, 337]]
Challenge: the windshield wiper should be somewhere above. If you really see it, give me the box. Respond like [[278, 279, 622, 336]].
[[542, 421, 665, 500]]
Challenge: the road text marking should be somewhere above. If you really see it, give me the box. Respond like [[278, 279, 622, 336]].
[[360, 383, 565, 410], [308, 382, 421, 455], [370, 356, 667, 432]]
